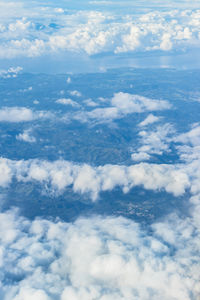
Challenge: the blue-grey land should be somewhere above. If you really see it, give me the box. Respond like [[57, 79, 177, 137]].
[[0, 0, 200, 299]]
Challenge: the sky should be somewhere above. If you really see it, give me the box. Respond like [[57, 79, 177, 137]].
[[0, 1, 200, 300]]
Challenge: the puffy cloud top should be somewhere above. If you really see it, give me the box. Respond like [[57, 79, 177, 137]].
[[0, 156, 196, 200], [0, 2, 200, 58]]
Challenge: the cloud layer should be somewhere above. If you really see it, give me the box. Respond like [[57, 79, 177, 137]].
[[0, 200, 199, 300], [0, 2, 200, 58]]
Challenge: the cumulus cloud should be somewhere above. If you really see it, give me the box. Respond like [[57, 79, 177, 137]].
[[0, 202, 199, 300], [56, 98, 79, 107], [73, 92, 170, 124], [83, 99, 98, 107], [131, 151, 150, 162], [0, 154, 196, 200], [0, 107, 53, 123], [131, 119, 179, 162], [69, 90, 82, 97], [135, 124, 174, 156], [132, 122, 200, 164], [111, 93, 170, 113], [175, 124, 200, 146], [0, 3, 200, 58], [16, 129, 36, 143], [139, 114, 160, 127], [0, 66, 23, 78], [0, 107, 35, 122]]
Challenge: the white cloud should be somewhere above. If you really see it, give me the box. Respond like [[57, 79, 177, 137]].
[[13, 288, 50, 300], [54, 8, 64, 14], [0, 107, 35, 122], [69, 90, 82, 97], [0, 158, 12, 187], [33, 100, 39, 105], [86, 107, 119, 122], [16, 129, 36, 143], [56, 98, 79, 107], [20, 86, 33, 93], [175, 124, 200, 146], [160, 33, 173, 51], [84, 99, 98, 107], [0, 5, 200, 58], [137, 124, 174, 155], [0, 203, 199, 300], [131, 122, 175, 162], [73, 92, 170, 124], [8, 18, 31, 33], [139, 114, 160, 127], [66, 77, 71, 84], [0, 153, 196, 200], [131, 152, 150, 162], [111, 93, 171, 113], [0, 107, 52, 123], [0, 66, 23, 78], [115, 25, 143, 53]]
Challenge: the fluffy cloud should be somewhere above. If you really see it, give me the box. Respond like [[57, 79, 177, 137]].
[[133, 124, 174, 158], [131, 151, 150, 162], [0, 201, 199, 300], [0, 107, 35, 122], [83, 99, 98, 107], [0, 107, 52, 123], [139, 114, 160, 127], [0, 3, 200, 58], [73, 92, 170, 123], [56, 98, 79, 107], [111, 93, 170, 113], [69, 90, 82, 97], [175, 124, 200, 146], [0, 156, 195, 200], [132, 122, 200, 163], [16, 129, 36, 143]]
